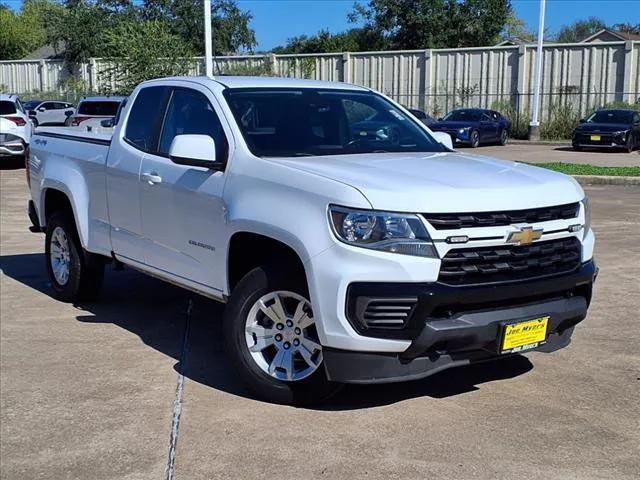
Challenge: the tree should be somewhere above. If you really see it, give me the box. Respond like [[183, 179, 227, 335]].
[[555, 17, 606, 43], [350, 0, 512, 50], [101, 19, 194, 93], [46, 0, 138, 64], [272, 28, 386, 54], [142, 0, 256, 54], [0, 0, 62, 60], [500, 10, 535, 43], [612, 23, 640, 35]]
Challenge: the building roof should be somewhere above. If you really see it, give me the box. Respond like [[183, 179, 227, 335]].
[[581, 28, 640, 43], [21, 43, 65, 60]]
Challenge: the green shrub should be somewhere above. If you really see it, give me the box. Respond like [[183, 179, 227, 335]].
[[539, 102, 581, 140]]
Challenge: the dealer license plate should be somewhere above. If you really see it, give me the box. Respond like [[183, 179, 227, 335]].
[[501, 316, 549, 354], [590, 135, 601, 141]]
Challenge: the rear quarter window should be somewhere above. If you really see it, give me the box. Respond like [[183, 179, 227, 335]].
[[124, 87, 171, 153], [0, 101, 17, 115]]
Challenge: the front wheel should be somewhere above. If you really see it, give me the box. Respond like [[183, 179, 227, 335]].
[[223, 265, 338, 405], [499, 129, 508, 146], [470, 130, 480, 148], [45, 211, 104, 302], [624, 134, 634, 153]]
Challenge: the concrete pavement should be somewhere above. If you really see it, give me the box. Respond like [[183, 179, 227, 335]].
[[1, 165, 639, 479]]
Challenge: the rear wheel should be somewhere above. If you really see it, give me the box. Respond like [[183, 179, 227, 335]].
[[45, 211, 104, 302], [470, 130, 480, 148], [223, 265, 338, 405]]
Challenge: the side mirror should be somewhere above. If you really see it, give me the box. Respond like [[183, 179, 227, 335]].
[[169, 134, 222, 169], [38, 107, 45, 112], [579, 118, 586, 123], [100, 118, 114, 128], [431, 131, 454, 150], [28, 110, 37, 117]]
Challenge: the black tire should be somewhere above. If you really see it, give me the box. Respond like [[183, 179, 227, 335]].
[[499, 129, 508, 146], [624, 134, 633, 153], [572, 144, 582, 151], [45, 211, 104, 302], [31, 118, 38, 128], [470, 129, 480, 148], [223, 265, 339, 406]]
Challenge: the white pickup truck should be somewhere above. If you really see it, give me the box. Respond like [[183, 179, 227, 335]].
[[27, 76, 597, 405]]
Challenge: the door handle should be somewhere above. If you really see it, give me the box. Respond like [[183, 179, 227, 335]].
[[142, 172, 162, 185]]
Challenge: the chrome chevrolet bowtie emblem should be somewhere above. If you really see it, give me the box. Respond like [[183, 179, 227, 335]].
[[507, 226, 543, 246]]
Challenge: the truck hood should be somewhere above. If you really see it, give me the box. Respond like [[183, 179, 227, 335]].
[[275, 152, 584, 212]]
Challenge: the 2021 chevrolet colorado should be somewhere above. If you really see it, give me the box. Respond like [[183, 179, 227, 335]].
[[27, 76, 596, 405]]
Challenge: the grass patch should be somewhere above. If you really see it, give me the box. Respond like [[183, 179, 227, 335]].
[[529, 163, 640, 177]]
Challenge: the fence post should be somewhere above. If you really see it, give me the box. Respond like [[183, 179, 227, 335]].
[[89, 58, 97, 92], [39, 60, 46, 92], [623, 41, 635, 103], [516, 45, 527, 118], [423, 49, 432, 112], [342, 52, 351, 83], [268, 53, 277, 76]]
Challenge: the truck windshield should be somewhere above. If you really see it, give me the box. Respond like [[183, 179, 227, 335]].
[[223, 88, 446, 157], [78, 101, 120, 116]]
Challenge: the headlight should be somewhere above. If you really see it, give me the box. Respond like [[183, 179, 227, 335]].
[[458, 127, 470, 134], [614, 130, 628, 139], [581, 197, 591, 239], [329, 206, 438, 257]]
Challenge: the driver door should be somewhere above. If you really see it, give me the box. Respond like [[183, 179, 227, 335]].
[[139, 85, 231, 292]]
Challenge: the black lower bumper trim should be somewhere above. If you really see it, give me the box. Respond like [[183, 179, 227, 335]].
[[324, 327, 575, 384]]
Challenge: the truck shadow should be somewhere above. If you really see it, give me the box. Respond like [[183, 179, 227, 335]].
[[0, 252, 533, 410]]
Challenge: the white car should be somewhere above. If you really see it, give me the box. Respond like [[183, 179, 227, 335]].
[[1, 93, 32, 159], [24, 100, 75, 127], [27, 76, 596, 405], [65, 96, 125, 130]]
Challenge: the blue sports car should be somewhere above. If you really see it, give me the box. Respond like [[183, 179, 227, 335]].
[[429, 108, 511, 148]]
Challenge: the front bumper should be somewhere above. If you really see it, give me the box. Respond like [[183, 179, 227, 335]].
[[572, 132, 628, 148], [323, 260, 596, 384]]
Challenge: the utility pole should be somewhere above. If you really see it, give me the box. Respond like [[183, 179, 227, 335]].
[[204, 0, 213, 77], [529, 0, 546, 140]]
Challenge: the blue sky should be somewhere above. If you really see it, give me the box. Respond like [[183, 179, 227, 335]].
[[239, 0, 640, 50]]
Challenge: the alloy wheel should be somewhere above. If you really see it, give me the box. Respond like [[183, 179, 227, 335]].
[[245, 290, 322, 382], [50, 226, 71, 285]]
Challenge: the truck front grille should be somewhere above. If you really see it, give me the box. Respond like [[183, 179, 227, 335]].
[[423, 203, 579, 230], [439, 237, 582, 285]]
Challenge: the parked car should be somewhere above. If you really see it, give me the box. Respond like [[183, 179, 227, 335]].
[[572, 109, 640, 153], [0, 93, 32, 160], [27, 76, 595, 405], [406, 107, 436, 126], [429, 108, 511, 147], [24, 100, 75, 127], [65, 96, 126, 130]]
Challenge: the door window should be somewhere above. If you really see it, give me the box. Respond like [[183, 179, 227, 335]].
[[124, 87, 171, 153], [158, 88, 228, 162]]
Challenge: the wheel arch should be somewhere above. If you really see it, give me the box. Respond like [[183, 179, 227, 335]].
[[227, 230, 309, 296], [41, 180, 89, 248]]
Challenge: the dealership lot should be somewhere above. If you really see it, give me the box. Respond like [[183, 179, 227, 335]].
[[1, 165, 639, 479], [474, 143, 640, 167]]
